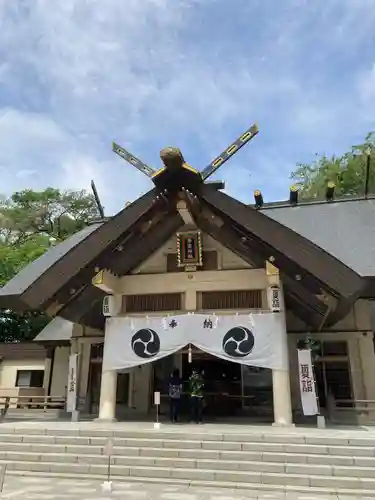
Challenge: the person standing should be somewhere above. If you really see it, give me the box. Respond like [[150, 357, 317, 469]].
[[168, 369, 182, 423], [188, 369, 204, 424]]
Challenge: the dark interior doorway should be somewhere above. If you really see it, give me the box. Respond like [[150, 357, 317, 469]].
[[181, 351, 242, 416], [152, 349, 273, 421]]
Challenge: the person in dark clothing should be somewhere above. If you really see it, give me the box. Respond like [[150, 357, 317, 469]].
[[188, 369, 204, 424], [168, 368, 182, 423]]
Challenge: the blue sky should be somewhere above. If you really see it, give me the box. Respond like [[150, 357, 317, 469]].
[[0, 0, 374, 214]]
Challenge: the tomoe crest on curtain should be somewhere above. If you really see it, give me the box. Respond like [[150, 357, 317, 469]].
[[222, 326, 255, 358], [131, 328, 161, 359]]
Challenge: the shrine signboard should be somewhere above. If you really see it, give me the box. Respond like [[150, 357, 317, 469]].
[[297, 349, 318, 416], [66, 354, 78, 412], [176, 231, 203, 269]]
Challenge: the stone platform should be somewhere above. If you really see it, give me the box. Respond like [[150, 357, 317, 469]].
[[2, 475, 370, 499], [0, 421, 375, 497]]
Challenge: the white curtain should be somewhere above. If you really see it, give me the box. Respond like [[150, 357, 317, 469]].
[[190, 313, 288, 371], [102, 312, 288, 372]]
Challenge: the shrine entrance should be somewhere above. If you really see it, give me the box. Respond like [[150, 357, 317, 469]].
[[152, 348, 274, 422]]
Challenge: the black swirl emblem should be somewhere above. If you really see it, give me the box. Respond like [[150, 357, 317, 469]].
[[131, 329, 160, 359], [222, 327, 255, 358]]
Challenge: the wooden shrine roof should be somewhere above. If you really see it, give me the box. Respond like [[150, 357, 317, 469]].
[[1, 186, 374, 331]]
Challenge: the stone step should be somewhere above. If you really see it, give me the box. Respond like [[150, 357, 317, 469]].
[[1, 442, 375, 467], [0, 433, 374, 458], [4, 410, 61, 417], [3, 459, 375, 492], [2, 450, 375, 480], [4, 427, 375, 448], [9, 469, 375, 499], [2, 427, 375, 496]]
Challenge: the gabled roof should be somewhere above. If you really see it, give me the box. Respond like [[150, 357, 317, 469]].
[[33, 317, 74, 343], [0, 186, 372, 330], [262, 198, 375, 277], [0, 188, 160, 311], [0, 223, 103, 307], [199, 187, 363, 299]]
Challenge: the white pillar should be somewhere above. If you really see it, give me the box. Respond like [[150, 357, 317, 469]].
[[98, 370, 117, 421], [272, 369, 293, 426], [78, 341, 91, 402], [266, 260, 294, 426], [347, 332, 375, 424], [358, 332, 375, 423], [358, 332, 375, 401], [43, 348, 54, 395], [272, 301, 293, 426]]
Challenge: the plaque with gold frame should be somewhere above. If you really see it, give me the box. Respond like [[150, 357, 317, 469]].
[[176, 231, 203, 268]]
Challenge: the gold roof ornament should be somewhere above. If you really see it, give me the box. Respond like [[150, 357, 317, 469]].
[[112, 123, 258, 191], [266, 260, 279, 276]]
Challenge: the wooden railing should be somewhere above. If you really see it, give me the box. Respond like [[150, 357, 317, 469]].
[[334, 399, 375, 412], [329, 398, 375, 423], [0, 464, 5, 493], [0, 395, 66, 420]]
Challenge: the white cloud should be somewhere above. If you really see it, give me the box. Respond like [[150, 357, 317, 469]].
[[16, 169, 37, 179], [357, 63, 375, 121], [0, 0, 374, 212], [0, 108, 110, 203]]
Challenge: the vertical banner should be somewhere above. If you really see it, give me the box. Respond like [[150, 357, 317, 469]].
[[267, 286, 281, 312], [297, 349, 318, 416], [66, 353, 78, 412]]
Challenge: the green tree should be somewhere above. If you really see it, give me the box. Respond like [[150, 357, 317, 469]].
[[0, 188, 100, 342], [0, 235, 50, 286], [291, 132, 375, 199], [0, 187, 99, 244]]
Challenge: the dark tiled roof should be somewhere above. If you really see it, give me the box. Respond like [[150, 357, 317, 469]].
[[261, 198, 375, 276], [0, 223, 103, 301], [0, 342, 46, 359]]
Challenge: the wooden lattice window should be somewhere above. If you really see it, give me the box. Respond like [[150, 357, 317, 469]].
[[199, 290, 262, 310], [166, 251, 218, 272], [123, 293, 182, 312]]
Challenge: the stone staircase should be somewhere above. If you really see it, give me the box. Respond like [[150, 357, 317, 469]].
[[0, 424, 375, 496]]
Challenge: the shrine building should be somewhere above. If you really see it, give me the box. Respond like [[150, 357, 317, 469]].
[[1, 135, 375, 426]]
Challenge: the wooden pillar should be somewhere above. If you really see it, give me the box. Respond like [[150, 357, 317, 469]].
[[43, 347, 55, 396]]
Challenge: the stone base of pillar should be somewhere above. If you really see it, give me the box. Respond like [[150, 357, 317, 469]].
[[272, 421, 295, 427], [93, 417, 117, 423], [71, 410, 80, 422]]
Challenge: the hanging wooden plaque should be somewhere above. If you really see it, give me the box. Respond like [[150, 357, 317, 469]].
[[176, 231, 203, 268]]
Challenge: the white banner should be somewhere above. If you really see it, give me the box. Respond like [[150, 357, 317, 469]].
[[66, 353, 78, 412], [103, 313, 288, 372], [267, 286, 282, 312], [297, 349, 318, 416]]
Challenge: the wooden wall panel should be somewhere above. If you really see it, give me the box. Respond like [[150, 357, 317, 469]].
[[199, 290, 263, 310]]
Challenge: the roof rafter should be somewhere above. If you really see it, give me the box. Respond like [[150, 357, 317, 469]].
[[325, 291, 364, 327], [57, 212, 183, 325], [187, 200, 329, 329], [46, 202, 177, 309]]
